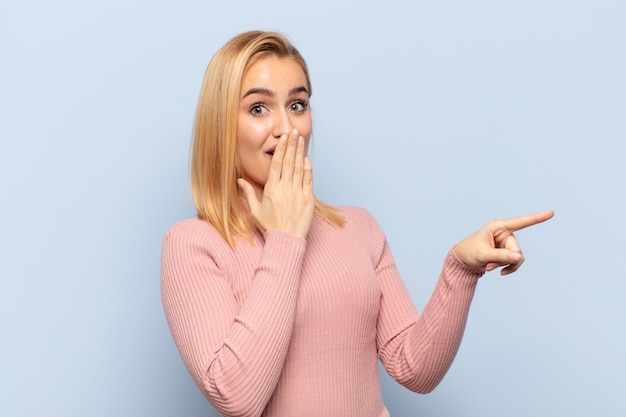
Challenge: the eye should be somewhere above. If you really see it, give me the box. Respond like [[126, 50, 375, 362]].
[[249, 103, 268, 117], [288, 100, 308, 112]]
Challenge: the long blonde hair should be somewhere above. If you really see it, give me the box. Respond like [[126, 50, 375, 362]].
[[190, 30, 344, 247]]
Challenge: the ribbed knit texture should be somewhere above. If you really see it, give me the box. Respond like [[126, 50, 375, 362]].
[[161, 206, 484, 417]]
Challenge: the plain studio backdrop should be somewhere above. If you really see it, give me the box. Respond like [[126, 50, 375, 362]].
[[1, 1, 624, 416]]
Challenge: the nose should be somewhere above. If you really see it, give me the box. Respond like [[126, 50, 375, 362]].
[[272, 109, 293, 138]]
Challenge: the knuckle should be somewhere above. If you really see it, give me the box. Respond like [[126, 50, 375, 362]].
[[489, 219, 503, 228]]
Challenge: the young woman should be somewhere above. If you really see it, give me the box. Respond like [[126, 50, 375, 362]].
[[161, 30, 553, 417]]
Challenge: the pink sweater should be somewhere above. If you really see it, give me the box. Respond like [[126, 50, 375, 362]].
[[161, 206, 484, 417]]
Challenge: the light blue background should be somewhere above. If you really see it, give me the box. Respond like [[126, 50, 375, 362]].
[[2, 1, 625, 416]]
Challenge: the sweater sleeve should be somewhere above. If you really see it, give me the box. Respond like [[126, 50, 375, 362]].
[[160, 222, 306, 417], [369, 214, 485, 394]]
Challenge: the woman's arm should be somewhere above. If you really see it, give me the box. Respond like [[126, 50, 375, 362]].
[[162, 129, 316, 416], [372, 211, 553, 393], [161, 224, 306, 417], [375, 244, 482, 393]]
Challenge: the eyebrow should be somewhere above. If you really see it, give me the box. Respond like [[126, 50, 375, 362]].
[[241, 85, 309, 99]]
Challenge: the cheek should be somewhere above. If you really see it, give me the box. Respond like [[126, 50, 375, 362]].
[[237, 118, 269, 150], [295, 116, 313, 146], [304, 126, 313, 153]]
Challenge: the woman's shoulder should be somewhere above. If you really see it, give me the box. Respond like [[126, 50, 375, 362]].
[[161, 216, 236, 262], [165, 216, 210, 233], [315, 204, 385, 241], [325, 204, 379, 226], [163, 216, 225, 245], [315, 205, 388, 259], [325, 204, 371, 218]]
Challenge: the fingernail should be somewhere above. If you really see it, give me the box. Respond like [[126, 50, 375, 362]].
[[292, 128, 299, 136], [509, 252, 522, 262]]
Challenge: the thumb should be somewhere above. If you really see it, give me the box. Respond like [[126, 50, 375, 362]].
[[237, 178, 260, 213]]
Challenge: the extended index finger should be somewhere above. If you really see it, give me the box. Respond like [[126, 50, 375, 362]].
[[502, 210, 554, 232]]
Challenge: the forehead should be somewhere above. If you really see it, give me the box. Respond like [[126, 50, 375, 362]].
[[241, 56, 308, 92]]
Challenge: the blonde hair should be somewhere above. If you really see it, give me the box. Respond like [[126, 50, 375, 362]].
[[190, 30, 344, 247]]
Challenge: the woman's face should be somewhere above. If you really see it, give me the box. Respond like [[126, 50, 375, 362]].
[[237, 55, 312, 196]]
